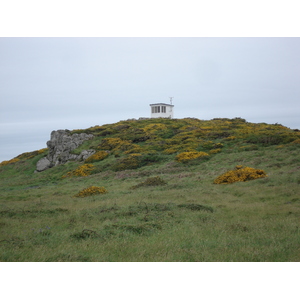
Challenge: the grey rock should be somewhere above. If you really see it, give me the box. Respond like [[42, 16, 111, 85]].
[[36, 157, 51, 172], [36, 129, 94, 172], [78, 149, 96, 161]]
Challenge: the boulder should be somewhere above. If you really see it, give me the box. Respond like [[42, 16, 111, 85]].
[[36, 157, 51, 172], [36, 129, 95, 172]]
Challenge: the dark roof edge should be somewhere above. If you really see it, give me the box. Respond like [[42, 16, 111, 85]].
[[149, 103, 174, 107]]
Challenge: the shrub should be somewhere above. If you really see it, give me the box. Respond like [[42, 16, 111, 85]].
[[238, 145, 259, 152], [112, 153, 166, 172], [74, 186, 108, 197], [291, 139, 300, 144], [97, 138, 126, 151], [140, 153, 167, 165], [62, 164, 95, 178], [199, 141, 223, 150], [163, 147, 179, 154], [245, 133, 297, 146], [16, 148, 48, 160], [97, 137, 144, 155], [124, 144, 144, 154], [0, 148, 48, 167], [214, 165, 267, 184], [209, 148, 222, 154], [85, 151, 109, 163], [176, 151, 209, 163], [225, 136, 236, 140], [112, 154, 142, 171], [0, 158, 20, 167], [130, 176, 167, 189], [143, 123, 168, 135]]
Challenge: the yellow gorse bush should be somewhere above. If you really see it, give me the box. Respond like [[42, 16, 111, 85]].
[[209, 148, 222, 154], [225, 136, 236, 140], [38, 148, 47, 154], [143, 123, 167, 135], [74, 186, 108, 197], [62, 164, 95, 178], [85, 151, 109, 163], [0, 158, 20, 167], [0, 148, 48, 167], [113, 154, 142, 171], [124, 144, 144, 154], [214, 165, 267, 184], [98, 137, 143, 155], [98, 138, 125, 150], [176, 151, 209, 163], [291, 138, 300, 144]]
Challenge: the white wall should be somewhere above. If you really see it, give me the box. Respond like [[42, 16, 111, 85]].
[[150, 105, 174, 118]]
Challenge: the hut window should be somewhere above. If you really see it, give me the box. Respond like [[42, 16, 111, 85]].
[[152, 106, 161, 113]]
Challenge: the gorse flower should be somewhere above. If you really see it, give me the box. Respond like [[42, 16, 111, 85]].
[[176, 151, 209, 163], [291, 139, 300, 144], [85, 151, 109, 163], [0, 148, 48, 167], [97, 137, 144, 155], [62, 164, 95, 178], [0, 158, 20, 167], [214, 165, 267, 184], [112, 154, 142, 171], [209, 148, 222, 154], [124, 144, 144, 154], [74, 186, 108, 197], [143, 123, 168, 131]]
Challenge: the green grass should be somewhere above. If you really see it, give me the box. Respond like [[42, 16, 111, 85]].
[[1, 118, 300, 261]]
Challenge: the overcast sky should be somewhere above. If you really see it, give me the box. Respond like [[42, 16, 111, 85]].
[[1, 37, 300, 162]]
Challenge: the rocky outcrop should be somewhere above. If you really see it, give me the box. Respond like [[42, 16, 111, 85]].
[[36, 130, 95, 172]]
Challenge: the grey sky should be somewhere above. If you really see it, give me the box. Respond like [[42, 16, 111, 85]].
[[1, 37, 300, 162]]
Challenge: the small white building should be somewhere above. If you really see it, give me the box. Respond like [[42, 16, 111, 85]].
[[150, 103, 174, 119]]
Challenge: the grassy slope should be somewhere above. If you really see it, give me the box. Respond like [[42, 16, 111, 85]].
[[1, 117, 300, 262]]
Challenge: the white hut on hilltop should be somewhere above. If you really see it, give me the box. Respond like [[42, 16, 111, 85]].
[[150, 102, 174, 119]]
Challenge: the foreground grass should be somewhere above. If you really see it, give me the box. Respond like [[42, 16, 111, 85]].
[[1, 142, 300, 261]]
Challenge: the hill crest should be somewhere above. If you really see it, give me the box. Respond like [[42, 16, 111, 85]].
[[1, 117, 300, 173]]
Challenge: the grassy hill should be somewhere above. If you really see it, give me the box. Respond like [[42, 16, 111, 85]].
[[1, 117, 300, 261]]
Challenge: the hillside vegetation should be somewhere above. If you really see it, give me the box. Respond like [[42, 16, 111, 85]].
[[1, 117, 300, 261]]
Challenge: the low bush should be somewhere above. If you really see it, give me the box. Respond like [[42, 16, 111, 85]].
[[140, 153, 167, 165], [175, 151, 209, 163], [0, 149, 49, 166], [209, 148, 222, 154], [124, 144, 144, 154], [112, 153, 167, 171], [16, 148, 48, 160], [130, 176, 167, 189], [85, 151, 109, 163], [198, 141, 224, 150], [62, 164, 95, 178], [291, 139, 300, 144], [112, 154, 142, 171], [238, 145, 259, 152], [0, 158, 20, 167], [74, 186, 108, 197], [214, 165, 267, 184], [246, 133, 297, 146]]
